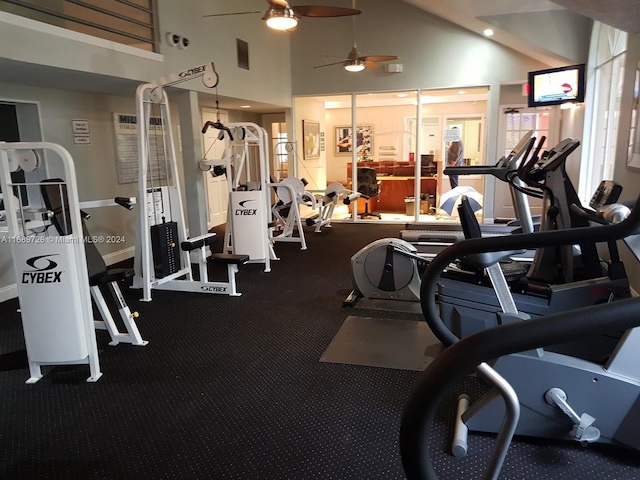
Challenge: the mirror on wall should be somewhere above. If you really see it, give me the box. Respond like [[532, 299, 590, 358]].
[[627, 62, 640, 169]]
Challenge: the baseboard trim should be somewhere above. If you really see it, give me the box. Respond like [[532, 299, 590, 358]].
[[0, 284, 18, 303], [104, 247, 135, 266]]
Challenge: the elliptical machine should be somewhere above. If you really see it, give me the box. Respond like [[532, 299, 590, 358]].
[[344, 133, 538, 308]]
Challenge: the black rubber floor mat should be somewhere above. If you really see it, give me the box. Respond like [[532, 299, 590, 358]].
[[320, 315, 442, 371]]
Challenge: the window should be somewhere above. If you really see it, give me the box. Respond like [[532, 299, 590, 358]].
[[581, 23, 627, 201]]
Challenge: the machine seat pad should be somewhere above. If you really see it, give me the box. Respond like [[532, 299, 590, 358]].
[[89, 267, 135, 286], [181, 233, 218, 251], [208, 253, 250, 265]]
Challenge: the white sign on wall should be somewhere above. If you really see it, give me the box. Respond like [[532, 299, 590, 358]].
[[113, 112, 167, 184], [71, 119, 91, 145]]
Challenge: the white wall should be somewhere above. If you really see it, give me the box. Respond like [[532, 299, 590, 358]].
[[479, 9, 592, 63], [0, 83, 150, 298]]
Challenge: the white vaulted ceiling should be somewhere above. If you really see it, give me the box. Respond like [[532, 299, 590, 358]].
[[402, 0, 639, 66]]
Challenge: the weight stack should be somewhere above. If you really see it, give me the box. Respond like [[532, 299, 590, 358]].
[[150, 221, 181, 278]]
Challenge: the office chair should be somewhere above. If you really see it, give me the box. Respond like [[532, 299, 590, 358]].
[[356, 167, 381, 219]]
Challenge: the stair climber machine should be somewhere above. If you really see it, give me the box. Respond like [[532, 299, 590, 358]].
[[438, 138, 629, 362], [408, 193, 640, 480]]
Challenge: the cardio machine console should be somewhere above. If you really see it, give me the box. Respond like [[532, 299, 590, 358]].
[[589, 180, 623, 209], [536, 139, 581, 173]]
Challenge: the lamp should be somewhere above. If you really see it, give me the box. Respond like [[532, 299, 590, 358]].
[[344, 59, 365, 72], [263, 7, 298, 30]]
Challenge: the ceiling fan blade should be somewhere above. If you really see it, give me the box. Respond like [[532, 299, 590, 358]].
[[203, 11, 262, 17], [364, 61, 381, 69], [293, 5, 361, 17], [267, 0, 290, 8], [314, 60, 348, 68], [360, 55, 399, 63]]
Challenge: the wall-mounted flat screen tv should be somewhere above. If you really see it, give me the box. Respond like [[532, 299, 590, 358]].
[[528, 64, 585, 107]]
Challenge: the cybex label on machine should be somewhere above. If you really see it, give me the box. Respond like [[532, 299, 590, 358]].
[[21, 254, 63, 284], [201, 285, 228, 293], [235, 199, 258, 216], [178, 65, 206, 79]]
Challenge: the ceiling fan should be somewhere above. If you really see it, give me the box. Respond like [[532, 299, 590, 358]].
[[313, 0, 398, 72], [203, 0, 361, 32]]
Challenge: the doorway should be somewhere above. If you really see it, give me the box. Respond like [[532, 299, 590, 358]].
[[201, 108, 229, 228]]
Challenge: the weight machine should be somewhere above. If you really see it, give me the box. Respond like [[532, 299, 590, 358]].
[[200, 121, 278, 271], [269, 178, 361, 248], [132, 64, 249, 302], [0, 142, 146, 383]]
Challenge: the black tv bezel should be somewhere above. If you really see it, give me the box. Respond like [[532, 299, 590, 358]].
[[527, 63, 586, 108]]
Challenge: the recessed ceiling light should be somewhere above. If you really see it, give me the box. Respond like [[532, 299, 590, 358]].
[[240, 105, 251, 108], [396, 93, 408, 98], [457, 90, 466, 95], [483, 28, 494, 37]]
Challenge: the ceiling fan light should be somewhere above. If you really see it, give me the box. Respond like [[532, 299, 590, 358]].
[[263, 8, 298, 30], [344, 60, 365, 72]]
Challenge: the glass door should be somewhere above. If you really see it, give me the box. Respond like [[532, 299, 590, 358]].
[[439, 115, 485, 219]]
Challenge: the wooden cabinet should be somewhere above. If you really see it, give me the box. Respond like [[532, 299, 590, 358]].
[[376, 177, 437, 212]]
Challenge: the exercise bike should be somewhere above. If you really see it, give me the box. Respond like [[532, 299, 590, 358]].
[[421, 194, 640, 460], [439, 138, 629, 362]]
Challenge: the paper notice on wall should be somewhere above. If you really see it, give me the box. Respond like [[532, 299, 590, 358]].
[[444, 128, 461, 142], [72, 119, 91, 145], [113, 112, 168, 184]]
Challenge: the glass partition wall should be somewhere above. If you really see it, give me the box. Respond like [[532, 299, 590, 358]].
[[294, 87, 489, 224]]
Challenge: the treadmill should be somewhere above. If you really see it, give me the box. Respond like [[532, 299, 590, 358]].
[[400, 131, 537, 256]]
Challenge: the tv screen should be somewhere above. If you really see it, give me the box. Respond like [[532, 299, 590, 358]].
[[528, 64, 585, 107]]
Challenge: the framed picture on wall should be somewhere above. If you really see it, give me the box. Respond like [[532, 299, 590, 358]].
[[334, 125, 374, 156], [302, 120, 321, 160]]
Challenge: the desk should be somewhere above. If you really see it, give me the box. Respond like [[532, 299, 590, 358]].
[[376, 176, 437, 212], [347, 164, 439, 214]]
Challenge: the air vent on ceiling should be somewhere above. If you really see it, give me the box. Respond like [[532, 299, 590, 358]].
[[237, 38, 249, 70]]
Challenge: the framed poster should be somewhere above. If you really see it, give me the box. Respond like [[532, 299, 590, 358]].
[[302, 120, 321, 160], [335, 125, 373, 156]]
